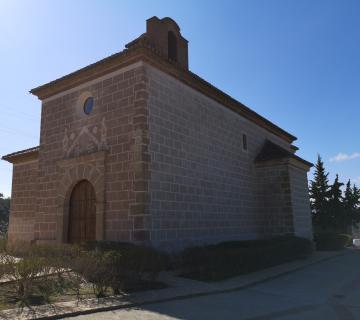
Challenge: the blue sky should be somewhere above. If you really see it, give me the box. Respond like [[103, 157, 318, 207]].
[[0, 0, 359, 197]]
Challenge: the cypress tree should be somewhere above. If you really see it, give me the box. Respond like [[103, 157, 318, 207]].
[[309, 155, 330, 229], [347, 183, 360, 233], [352, 185, 360, 228], [342, 181, 360, 233], [343, 180, 353, 232], [344, 180, 352, 207], [328, 174, 344, 231], [352, 184, 360, 211]]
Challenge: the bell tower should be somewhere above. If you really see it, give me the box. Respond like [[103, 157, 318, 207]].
[[145, 17, 189, 69]]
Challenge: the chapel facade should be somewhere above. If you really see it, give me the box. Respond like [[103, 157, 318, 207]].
[[2, 17, 313, 250]]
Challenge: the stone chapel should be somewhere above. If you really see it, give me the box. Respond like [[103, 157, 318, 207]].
[[2, 17, 313, 250]]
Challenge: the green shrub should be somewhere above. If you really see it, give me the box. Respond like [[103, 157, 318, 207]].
[[181, 236, 313, 281], [0, 243, 69, 310], [80, 240, 133, 252], [0, 239, 169, 308], [79, 241, 169, 292], [0, 238, 6, 253], [314, 233, 352, 251], [68, 249, 122, 298], [30, 243, 82, 269], [2, 240, 32, 257]]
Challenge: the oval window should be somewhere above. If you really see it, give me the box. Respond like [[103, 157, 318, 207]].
[[83, 97, 94, 115]]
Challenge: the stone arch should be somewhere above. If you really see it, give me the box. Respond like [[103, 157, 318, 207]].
[[56, 162, 105, 243]]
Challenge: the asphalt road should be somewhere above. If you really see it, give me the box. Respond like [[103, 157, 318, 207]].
[[69, 251, 360, 320]]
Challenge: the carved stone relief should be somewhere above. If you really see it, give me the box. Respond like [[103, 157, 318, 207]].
[[62, 118, 108, 158]]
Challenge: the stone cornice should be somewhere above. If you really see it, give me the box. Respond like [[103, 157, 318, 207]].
[[30, 42, 297, 143]]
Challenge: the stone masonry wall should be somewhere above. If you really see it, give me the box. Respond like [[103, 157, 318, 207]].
[[289, 164, 313, 239], [8, 160, 38, 241], [17, 59, 312, 246], [255, 162, 294, 237], [146, 65, 295, 250], [35, 62, 149, 243]]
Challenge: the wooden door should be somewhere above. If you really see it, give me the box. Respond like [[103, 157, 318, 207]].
[[68, 180, 96, 243]]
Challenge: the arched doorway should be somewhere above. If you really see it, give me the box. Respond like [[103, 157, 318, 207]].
[[68, 180, 96, 243]]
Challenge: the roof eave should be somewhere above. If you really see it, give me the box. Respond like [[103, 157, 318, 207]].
[[255, 155, 313, 170], [2, 147, 40, 164]]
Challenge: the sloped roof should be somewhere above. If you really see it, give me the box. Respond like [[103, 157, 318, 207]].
[[2, 146, 39, 164], [255, 140, 313, 167], [29, 21, 297, 144]]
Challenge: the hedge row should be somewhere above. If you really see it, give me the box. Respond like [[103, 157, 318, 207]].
[[314, 233, 352, 251], [2, 233, 341, 305], [0, 239, 169, 307], [180, 236, 313, 281]]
